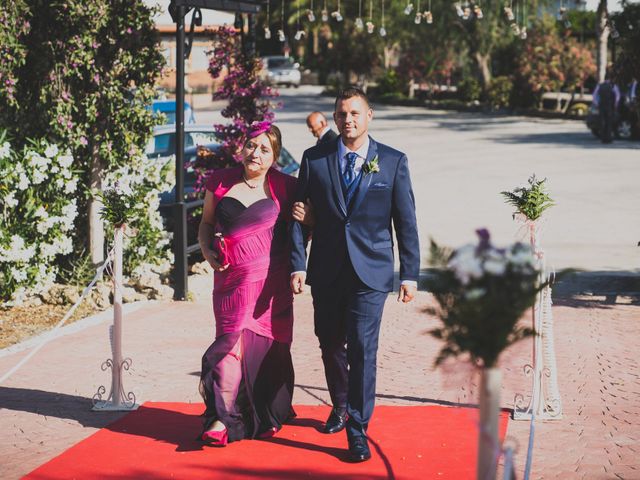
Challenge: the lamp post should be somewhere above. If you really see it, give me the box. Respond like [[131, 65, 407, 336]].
[[168, 0, 262, 300]]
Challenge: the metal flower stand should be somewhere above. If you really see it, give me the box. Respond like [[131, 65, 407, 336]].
[[92, 225, 138, 411], [513, 219, 562, 420]]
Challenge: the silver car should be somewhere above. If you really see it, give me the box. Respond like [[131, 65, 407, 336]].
[[261, 56, 301, 88]]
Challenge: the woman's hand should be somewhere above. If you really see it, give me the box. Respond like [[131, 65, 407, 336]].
[[203, 248, 229, 272], [292, 199, 315, 227]]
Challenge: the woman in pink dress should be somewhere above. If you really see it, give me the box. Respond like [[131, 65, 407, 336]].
[[197, 123, 299, 446]]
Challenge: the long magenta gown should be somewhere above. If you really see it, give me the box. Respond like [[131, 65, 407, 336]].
[[199, 168, 296, 443]]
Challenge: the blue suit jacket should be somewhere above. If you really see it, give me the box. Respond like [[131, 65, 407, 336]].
[[291, 136, 420, 292]]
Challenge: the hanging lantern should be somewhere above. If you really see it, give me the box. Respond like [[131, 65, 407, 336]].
[[504, 5, 515, 21], [404, 2, 414, 15], [474, 4, 483, 19], [331, 10, 344, 21], [307, 9, 316, 21], [264, 1, 272, 39], [424, 11, 433, 24], [355, 17, 364, 30], [277, 29, 286, 41], [519, 26, 527, 39], [414, 12, 422, 24], [510, 22, 520, 35], [321, 9, 329, 21], [294, 30, 305, 40], [366, 21, 375, 33], [379, 26, 387, 36], [455, 3, 464, 17], [463, 6, 471, 20]]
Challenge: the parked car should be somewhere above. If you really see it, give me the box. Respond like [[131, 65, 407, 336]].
[[145, 124, 218, 158], [148, 99, 196, 125], [586, 102, 639, 140], [260, 56, 301, 88]]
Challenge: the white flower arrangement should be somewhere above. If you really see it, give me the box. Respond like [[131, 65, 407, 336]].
[[429, 229, 545, 368]]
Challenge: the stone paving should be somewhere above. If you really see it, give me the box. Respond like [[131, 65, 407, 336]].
[[1, 278, 638, 479]]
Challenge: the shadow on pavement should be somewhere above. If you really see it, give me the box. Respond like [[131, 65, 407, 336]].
[[294, 383, 478, 409], [0, 387, 124, 428]]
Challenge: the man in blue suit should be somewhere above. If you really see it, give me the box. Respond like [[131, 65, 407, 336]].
[[291, 87, 420, 462]]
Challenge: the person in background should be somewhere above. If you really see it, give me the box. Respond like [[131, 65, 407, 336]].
[[592, 70, 621, 144], [306, 111, 339, 146]]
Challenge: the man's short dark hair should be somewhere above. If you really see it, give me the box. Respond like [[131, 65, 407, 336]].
[[334, 87, 371, 111]]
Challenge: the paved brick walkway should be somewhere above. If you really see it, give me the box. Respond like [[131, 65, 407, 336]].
[[1, 281, 638, 479]]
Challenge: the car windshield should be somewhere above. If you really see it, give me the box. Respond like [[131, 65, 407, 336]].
[[267, 57, 294, 69]]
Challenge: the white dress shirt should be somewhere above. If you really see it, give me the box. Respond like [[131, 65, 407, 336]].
[[337, 137, 369, 176]]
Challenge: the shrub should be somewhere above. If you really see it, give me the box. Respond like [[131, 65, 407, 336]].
[[0, 131, 80, 304], [458, 77, 483, 102], [486, 76, 514, 109]]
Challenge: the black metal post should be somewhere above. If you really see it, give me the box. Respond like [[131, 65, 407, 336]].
[[174, 5, 188, 300]]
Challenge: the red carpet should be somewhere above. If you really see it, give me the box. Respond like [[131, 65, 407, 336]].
[[25, 403, 509, 479]]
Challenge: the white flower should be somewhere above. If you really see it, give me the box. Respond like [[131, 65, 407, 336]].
[[17, 173, 30, 190], [64, 178, 78, 193], [44, 144, 59, 158], [483, 258, 507, 276], [56, 178, 65, 189], [448, 244, 483, 285], [37, 221, 50, 234], [465, 288, 486, 300], [58, 236, 73, 255], [11, 266, 28, 282], [28, 153, 49, 170], [40, 242, 59, 259], [4, 192, 18, 208], [137, 246, 147, 256], [57, 154, 73, 169], [34, 206, 48, 218], [32, 169, 47, 185], [0, 141, 11, 159]]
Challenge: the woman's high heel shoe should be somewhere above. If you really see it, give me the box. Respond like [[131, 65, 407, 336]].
[[201, 428, 228, 446], [257, 426, 280, 439]]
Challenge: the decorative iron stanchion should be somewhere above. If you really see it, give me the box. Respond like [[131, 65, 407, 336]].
[[513, 219, 562, 420], [93, 225, 137, 411]]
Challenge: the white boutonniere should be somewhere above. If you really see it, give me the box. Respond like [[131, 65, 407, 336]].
[[363, 155, 380, 175]]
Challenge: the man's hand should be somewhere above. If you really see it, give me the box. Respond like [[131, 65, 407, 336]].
[[397, 284, 416, 303], [203, 248, 229, 272], [290, 272, 306, 294], [292, 200, 315, 227]]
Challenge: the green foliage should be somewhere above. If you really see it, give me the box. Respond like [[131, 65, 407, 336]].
[[57, 249, 95, 289], [458, 77, 483, 102], [486, 75, 513, 108], [501, 174, 555, 221], [377, 69, 401, 95], [0, 1, 168, 280], [515, 16, 596, 104], [429, 230, 543, 368], [0, 130, 80, 303], [0, 0, 30, 111]]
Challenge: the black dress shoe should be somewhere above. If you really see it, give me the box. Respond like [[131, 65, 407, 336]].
[[323, 408, 348, 434], [348, 435, 371, 462]]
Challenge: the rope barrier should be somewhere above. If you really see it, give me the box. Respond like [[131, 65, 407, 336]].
[[0, 247, 115, 385]]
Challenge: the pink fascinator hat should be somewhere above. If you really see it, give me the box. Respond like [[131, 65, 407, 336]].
[[247, 120, 272, 138]]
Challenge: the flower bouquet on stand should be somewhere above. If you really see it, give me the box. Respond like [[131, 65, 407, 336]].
[[428, 229, 546, 480]]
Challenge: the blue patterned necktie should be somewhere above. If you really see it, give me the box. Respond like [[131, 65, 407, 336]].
[[343, 152, 358, 188]]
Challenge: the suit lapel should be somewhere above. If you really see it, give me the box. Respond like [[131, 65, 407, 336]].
[[327, 149, 347, 217], [348, 137, 378, 216]]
